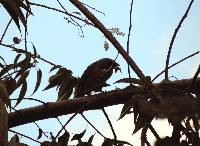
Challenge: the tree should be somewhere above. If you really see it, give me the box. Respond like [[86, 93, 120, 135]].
[[0, 0, 200, 146]]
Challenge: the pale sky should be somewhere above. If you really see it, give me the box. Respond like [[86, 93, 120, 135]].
[[0, 0, 200, 145]]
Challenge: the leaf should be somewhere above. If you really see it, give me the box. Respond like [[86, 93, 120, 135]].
[[41, 141, 57, 146], [101, 138, 133, 146], [118, 95, 140, 120], [115, 78, 143, 85], [15, 80, 27, 107], [115, 139, 133, 146], [58, 131, 70, 145], [49, 65, 61, 73], [133, 113, 153, 134], [101, 138, 112, 146], [76, 142, 93, 146], [72, 11, 81, 15], [0, 65, 12, 77], [31, 69, 42, 95], [1, 0, 25, 31], [16, 0, 33, 15], [14, 54, 22, 67], [31, 42, 37, 59], [57, 78, 76, 101], [16, 70, 29, 88], [37, 128, 43, 140], [88, 134, 95, 144], [19, 53, 31, 69], [9, 134, 19, 145], [71, 129, 86, 142]]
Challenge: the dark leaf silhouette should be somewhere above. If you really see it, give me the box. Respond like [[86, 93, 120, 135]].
[[76, 142, 93, 146], [9, 134, 19, 145], [0, 65, 12, 77], [88, 134, 95, 144], [118, 95, 140, 120], [49, 65, 62, 73], [31, 42, 37, 61], [58, 131, 70, 146], [101, 138, 112, 146], [71, 129, 86, 142], [15, 80, 27, 107], [14, 54, 22, 67], [101, 138, 133, 146], [37, 128, 43, 140], [31, 69, 42, 95], [57, 77, 76, 101], [0, 0, 32, 31], [133, 113, 153, 134], [16, 70, 30, 88]]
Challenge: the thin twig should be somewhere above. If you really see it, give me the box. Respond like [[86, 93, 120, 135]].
[[9, 129, 42, 144], [127, 0, 134, 82], [57, 0, 85, 37], [165, 0, 194, 80], [191, 65, 200, 86], [29, 2, 94, 26], [81, 113, 106, 138], [55, 117, 69, 134], [54, 100, 88, 139], [149, 124, 161, 140], [0, 43, 58, 67], [0, 18, 12, 43], [102, 108, 117, 145], [80, 2, 105, 16], [10, 97, 46, 105], [152, 51, 199, 82]]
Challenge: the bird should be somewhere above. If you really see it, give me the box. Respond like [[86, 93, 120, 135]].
[[75, 58, 120, 98]]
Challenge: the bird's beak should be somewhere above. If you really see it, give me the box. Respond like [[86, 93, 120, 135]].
[[114, 63, 121, 73]]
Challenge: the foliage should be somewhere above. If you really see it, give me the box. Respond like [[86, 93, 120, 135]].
[[0, 0, 200, 146]]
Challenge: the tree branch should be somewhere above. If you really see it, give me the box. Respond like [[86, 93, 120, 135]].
[[8, 78, 200, 128]]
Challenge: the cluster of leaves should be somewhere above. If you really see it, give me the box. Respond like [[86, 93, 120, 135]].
[[0, 44, 41, 107], [37, 128, 132, 146], [116, 77, 200, 145], [0, 0, 33, 31], [43, 67, 77, 101], [36, 129, 94, 146]]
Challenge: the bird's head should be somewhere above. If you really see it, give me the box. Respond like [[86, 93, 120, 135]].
[[97, 58, 121, 73]]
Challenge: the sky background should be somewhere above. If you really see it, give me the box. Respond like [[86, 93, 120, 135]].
[[0, 0, 200, 145]]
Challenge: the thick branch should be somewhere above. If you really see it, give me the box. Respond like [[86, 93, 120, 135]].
[[8, 89, 135, 128], [8, 78, 200, 128]]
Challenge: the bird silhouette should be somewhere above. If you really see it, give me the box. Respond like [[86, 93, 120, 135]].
[[75, 58, 120, 97]]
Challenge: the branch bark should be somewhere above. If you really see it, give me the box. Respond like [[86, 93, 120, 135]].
[[8, 78, 200, 128]]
